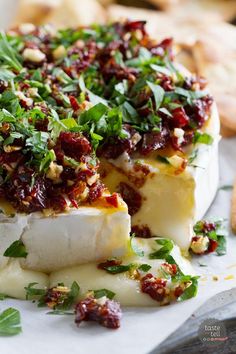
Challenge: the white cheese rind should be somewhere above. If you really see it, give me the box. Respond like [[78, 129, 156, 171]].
[[0, 202, 130, 273]]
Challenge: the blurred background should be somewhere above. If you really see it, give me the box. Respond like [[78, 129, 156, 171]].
[[1, 0, 236, 137]]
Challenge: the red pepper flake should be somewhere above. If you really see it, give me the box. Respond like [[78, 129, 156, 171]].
[[105, 193, 119, 208], [140, 273, 167, 302], [75, 296, 122, 329]]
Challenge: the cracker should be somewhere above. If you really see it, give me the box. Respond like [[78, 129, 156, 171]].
[[13, 0, 61, 26]]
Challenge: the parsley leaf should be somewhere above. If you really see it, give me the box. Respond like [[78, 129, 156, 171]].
[[193, 132, 213, 145], [175, 87, 208, 104], [0, 67, 15, 81], [0, 308, 22, 336], [24, 282, 46, 301], [138, 264, 152, 272], [216, 235, 226, 256], [149, 238, 174, 259], [0, 293, 8, 300], [130, 233, 144, 257], [147, 81, 165, 110], [219, 185, 233, 191], [0, 32, 22, 71], [4, 240, 28, 258], [104, 264, 134, 274], [177, 276, 199, 302], [91, 289, 116, 300]]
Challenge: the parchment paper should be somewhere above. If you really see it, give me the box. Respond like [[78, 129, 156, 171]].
[[0, 137, 236, 354]]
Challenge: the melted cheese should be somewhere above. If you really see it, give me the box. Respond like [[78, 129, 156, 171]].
[[0, 238, 193, 305]]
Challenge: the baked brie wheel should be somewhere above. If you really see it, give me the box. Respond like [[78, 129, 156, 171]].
[[0, 21, 218, 310]]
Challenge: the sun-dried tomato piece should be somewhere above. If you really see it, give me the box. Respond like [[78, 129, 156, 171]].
[[88, 181, 104, 202], [124, 20, 146, 34], [140, 274, 167, 302], [207, 239, 218, 253], [139, 127, 169, 155], [75, 296, 122, 329], [174, 286, 184, 298], [172, 107, 189, 128], [117, 182, 142, 216], [105, 193, 119, 208], [59, 132, 92, 161], [185, 95, 213, 128], [69, 95, 80, 111], [131, 225, 152, 238]]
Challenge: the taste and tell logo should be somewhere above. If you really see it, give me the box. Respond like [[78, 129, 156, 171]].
[[198, 318, 228, 347]]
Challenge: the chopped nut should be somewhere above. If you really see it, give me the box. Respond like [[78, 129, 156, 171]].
[[53, 45, 66, 60], [19, 23, 36, 35], [190, 236, 209, 254], [46, 162, 63, 183], [22, 48, 46, 63], [173, 128, 185, 145], [3, 145, 22, 153], [167, 155, 185, 169]]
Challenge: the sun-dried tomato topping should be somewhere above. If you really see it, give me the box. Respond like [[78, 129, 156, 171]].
[[117, 182, 142, 216], [44, 286, 70, 309], [140, 274, 167, 302], [161, 263, 178, 276], [5, 166, 49, 213], [0, 21, 213, 214], [75, 296, 122, 329]]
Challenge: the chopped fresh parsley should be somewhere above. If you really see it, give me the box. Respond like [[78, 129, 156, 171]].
[[218, 185, 233, 191], [147, 81, 165, 110], [0, 308, 22, 336], [91, 289, 116, 300], [103, 264, 135, 274], [138, 264, 152, 272], [4, 240, 28, 258], [149, 238, 174, 259], [193, 132, 213, 145], [177, 276, 199, 302], [129, 233, 144, 257]]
